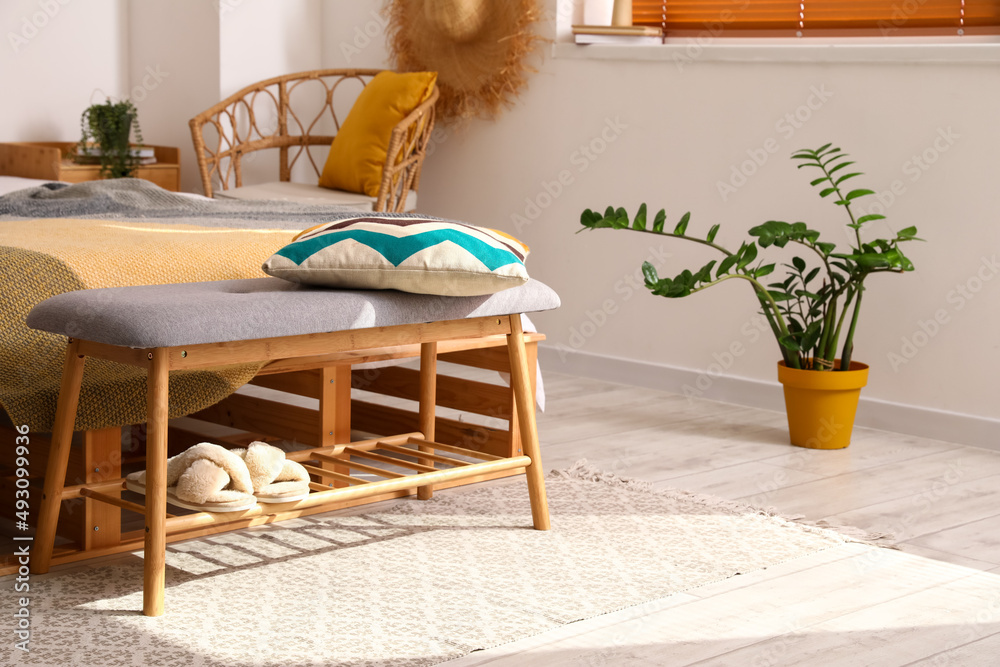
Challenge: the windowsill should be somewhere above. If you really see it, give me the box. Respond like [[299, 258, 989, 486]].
[[552, 40, 1000, 64]]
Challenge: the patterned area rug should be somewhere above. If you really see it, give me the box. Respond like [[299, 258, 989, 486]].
[[5, 463, 855, 667]]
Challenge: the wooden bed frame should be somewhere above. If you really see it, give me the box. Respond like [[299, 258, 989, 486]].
[[0, 333, 541, 576]]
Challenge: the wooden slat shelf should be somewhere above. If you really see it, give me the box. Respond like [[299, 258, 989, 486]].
[[64, 439, 524, 527]]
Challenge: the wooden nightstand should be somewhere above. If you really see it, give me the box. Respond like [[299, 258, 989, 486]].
[[0, 142, 180, 192]]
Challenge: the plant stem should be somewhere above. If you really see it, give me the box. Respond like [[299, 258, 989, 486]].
[[839, 287, 864, 370], [826, 286, 854, 361], [610, 226, 735, 257]]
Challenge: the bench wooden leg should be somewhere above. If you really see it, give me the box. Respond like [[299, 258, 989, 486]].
[[320, 366, 352, 488], [507, 315, 549, 531], [32, 340, 86, 574], [84, 427, 122, 551], [143, 348, 169, 617], [417, 342, 437, 500]]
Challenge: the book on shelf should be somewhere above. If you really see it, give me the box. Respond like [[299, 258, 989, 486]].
[[572, 24, 663, 36], [572, 24, 663, 45], [574, 33, 663, 45], [75, 145, 155, 159], [73, 153, 157, 166]]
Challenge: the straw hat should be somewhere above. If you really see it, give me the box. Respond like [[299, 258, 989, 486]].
[[387, 0, 546, 123]]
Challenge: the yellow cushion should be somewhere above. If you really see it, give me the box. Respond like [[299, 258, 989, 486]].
[[318, 71, 437, 197]]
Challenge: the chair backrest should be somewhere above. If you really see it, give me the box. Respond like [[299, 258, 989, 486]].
[[189, 69, 438, 212]]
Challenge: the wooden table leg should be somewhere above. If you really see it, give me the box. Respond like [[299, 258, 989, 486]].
[[417, 342, 437, 500], [143, 348, 169, 617], [506, 315, 549, 530], [32, 340, 86, 574]]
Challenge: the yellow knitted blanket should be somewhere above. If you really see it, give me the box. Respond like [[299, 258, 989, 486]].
[[0, 218, 295, 432]]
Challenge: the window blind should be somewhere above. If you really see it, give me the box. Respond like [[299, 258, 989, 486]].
[[632, 1, 1000, 36]]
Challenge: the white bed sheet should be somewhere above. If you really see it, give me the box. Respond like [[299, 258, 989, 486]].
[[0, 176, 64, 195]]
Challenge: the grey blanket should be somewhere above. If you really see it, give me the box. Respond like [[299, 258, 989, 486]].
[[0, 178, 420, 229]]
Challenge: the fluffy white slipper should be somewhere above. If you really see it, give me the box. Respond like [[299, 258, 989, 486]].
[[125, 442, 257, 512], [232, 441, 311, 503]]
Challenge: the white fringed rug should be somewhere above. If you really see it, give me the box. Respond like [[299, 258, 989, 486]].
[[5, 462, 859, 667]]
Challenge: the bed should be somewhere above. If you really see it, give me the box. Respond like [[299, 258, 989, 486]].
[[0, 179, 544, 572]]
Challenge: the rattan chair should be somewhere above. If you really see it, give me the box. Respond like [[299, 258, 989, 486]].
[[189, 69, 438, 213]]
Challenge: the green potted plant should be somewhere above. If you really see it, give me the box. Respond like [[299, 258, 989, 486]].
[[579, 144, 922, 449], [77, 98, 144, 179]]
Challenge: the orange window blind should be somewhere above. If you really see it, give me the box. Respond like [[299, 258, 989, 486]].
[[632, 1, 1000, 36]]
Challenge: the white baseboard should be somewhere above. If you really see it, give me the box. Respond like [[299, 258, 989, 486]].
[[540, 344, 1000, 452]]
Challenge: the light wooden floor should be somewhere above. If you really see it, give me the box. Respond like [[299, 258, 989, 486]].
[[22, 367, 1000, 665], [445, 370, 1000, 666]]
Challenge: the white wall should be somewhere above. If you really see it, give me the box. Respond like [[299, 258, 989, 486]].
[[0, 0, 128, 141], [320, 2, 1000, 447], [217, 0, 323, 186], [128, 0, 221, 193], [320, 0, 390, 69]]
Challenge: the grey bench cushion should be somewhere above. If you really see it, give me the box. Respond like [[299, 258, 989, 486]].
[[27, 278, 560, 349]]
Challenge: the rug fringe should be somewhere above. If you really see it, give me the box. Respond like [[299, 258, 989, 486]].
[[550, 459, 896, 547]]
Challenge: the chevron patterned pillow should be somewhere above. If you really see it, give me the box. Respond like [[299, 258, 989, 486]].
[[263, 216, 530, 296]]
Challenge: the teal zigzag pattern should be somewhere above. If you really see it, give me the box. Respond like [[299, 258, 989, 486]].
[[276, 229, 523, 271]]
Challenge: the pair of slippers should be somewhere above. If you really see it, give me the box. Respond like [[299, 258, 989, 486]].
[[125, 441, 310, 512]]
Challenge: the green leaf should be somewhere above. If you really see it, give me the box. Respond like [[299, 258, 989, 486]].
[[652, 209, 666, 233], [755, 263, 775, 278], [767, 290, 796, 302], [845, 188, 876, 201], [804, 267, 820, 284], [827, 161, 856, 175], [810, 176, 830, 186], [633, 203, 647, 230], [821, 152, 846, 168], [815, 143, 833, 154], [642, 261, 659, 286], [897, 226, 918, 238], [706, 224, 720, 244], [800, 320, 823, 352], [854, 252, 891, 269], [779, 334, 802, 352], [819, 187, 837, 198], [737, 243, 758, 270], [749, 220, 791, 248], [717, 254, 738, 277], [694, 260, 718, 284], [673, 212, 691, 236], [815, 242, 836, 256], [604, 206, 615, 218], [834, 172, 863, 185], [856, 214, 885, 225], [792, 256, 806, 272]]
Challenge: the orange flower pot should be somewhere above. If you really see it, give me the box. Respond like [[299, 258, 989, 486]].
[[777, 360, 869, 450]]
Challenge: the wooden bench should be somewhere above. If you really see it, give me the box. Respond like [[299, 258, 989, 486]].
[[27, 277, 559, 616]]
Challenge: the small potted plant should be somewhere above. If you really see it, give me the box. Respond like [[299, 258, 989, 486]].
[[77, 98, 144, 179], [579, 144, 922, 449]]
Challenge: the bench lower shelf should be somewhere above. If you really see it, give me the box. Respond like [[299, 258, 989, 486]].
[[31, 433, 532, 572]]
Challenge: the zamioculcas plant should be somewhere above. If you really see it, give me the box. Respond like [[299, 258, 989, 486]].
[[579, 144, 923, 372]]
